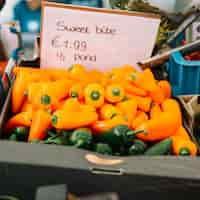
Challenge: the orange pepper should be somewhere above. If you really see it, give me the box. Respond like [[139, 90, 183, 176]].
[[28, 79, 71, 110], [5, 112, 32, 133], [92, 115, 129, 134], [27, 82, 54, 111], [52, 104, 98, 130], [134, 96, 152, 112], [84, 83, 105, 108], [100, 104, 122, 120], [149, 85, 165, 104], [12, 67, 31, 76], [119, 65, 137, 82], [130, 69, 157, 92], [12, 70, 30, 114], [150, 103, 162, 119], [124, 93, 136, 100], [28, 110, 52, 142], [100, 75, 109, 88], [13, 67, 51, 76], [105, 84, 125, 103], [124, 83, 147, 97], [172, 136, 197, 156], [132, 111, 148, 129], [121, 64, 136, 73], [117, 99, 138, 125], [136, 99, 182, 141], [173, 126, 191, 140], [86, 69, 104, 84], [12, 67, 41, 76], [108, 68, 123, 82], [13, 67, 69, 81], [21, 100, 34, 115], [68, 64, 87, 80], [48, 79, 72, 99], [12, 69, 51, 113], [158, 80, 172, 99], [14, 67, 52, 81], [51, 100, 66, 112], [62, 98, 81, 112], [45, 69, 69, 81], [69, 83, 84, 100]]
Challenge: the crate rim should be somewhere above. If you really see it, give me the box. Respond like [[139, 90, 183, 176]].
[[172, 51, 200, 66], [0, 140, 200, 181]]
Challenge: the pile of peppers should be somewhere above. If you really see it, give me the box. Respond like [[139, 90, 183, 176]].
[[4, 64, 197, 156]]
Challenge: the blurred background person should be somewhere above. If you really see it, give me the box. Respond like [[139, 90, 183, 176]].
[[0, 0, 6, 61], [0, 0, 5, 10], [0, 0, 109, 59], [49, 0, 106, 8], [13, 0, 41, 33], [68, 0, 103, 8], [12, 0, 41, 59]]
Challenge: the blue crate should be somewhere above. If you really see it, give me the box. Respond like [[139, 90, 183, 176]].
[[168, 51, 200, 96], [170, 32, 185, 48]]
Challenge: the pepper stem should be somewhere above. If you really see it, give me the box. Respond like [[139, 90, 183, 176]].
[[44, 135, 57, 144], [75, 140, 84, 148], [179, 148, 191, 156], [126, 130, 147, 137]]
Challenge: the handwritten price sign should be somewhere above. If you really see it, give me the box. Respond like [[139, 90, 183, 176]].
[[41, 2, 160, 70]]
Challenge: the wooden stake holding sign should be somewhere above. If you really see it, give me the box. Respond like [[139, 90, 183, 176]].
[[40, 1, 160, 71]]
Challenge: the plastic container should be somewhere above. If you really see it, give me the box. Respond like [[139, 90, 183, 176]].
[[168, 51, 200, 96], [170, 32, 185, 48]]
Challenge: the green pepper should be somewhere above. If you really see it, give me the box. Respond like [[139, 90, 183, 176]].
[[118, 146, 128, 156], [47, 130, 57, 138], [95, 125, 143, 150], [44, 135, 68, 145], [9, 134, 17, 141], [30, 139, 42, 144], [129, 139, 147, 155], [144, 138, 172, 156], [0, 195, 21, 200], [94, 143, 112, 155], [14, 127, 29, 141], [70, 128, 93, 149], [9, 127, 29, 141], [59, 130, 72, 138], [44, 130, 72, 145]]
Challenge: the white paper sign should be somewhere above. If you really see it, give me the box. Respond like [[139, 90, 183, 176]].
[[41, 2, 160, 71]]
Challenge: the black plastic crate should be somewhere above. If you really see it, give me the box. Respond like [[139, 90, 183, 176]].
[[0, 89, 200, 199]]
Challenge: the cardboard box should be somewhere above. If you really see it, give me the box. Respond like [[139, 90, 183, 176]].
[[177, 95, 200, 150]]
